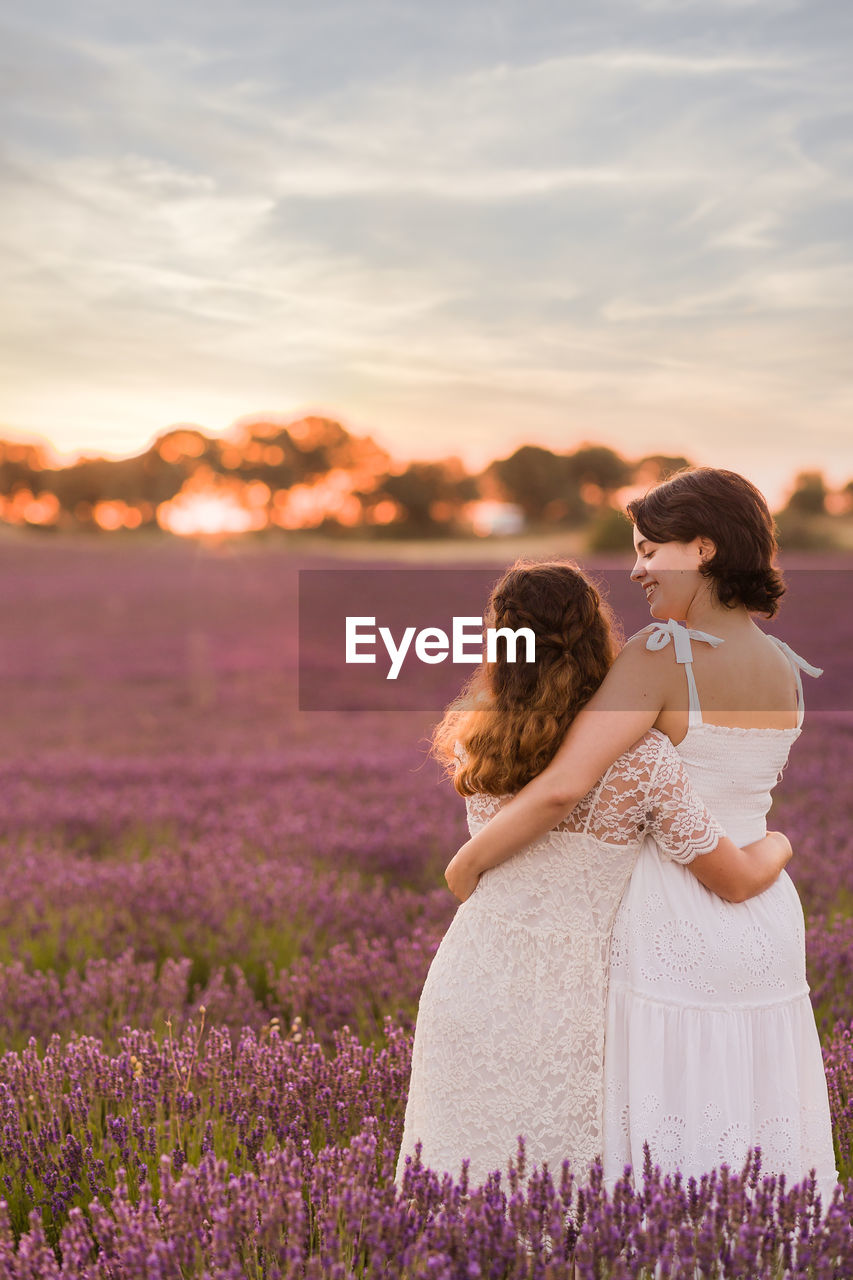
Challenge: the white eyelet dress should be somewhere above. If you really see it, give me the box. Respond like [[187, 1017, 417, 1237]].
[[602, 618, 838, 1200], [395, 727, 727, 1189]]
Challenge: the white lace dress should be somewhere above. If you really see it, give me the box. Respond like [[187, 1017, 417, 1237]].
[[602, 619, 838, 1200], [395, 728, 725, 1188]]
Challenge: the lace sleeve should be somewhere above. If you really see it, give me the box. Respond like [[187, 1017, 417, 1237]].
[[646, 739, 726, 865]]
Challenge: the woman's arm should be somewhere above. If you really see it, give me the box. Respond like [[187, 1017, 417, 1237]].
[[687, 831, 791, 902], [445, 829, 792, 905], [445, 636, 670, 900]]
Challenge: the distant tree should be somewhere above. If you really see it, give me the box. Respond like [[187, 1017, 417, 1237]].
[[632, 455, 693, 487], [0, 440, 48, 495], [784, 471, 828, 516], [230, 417, 392, 492], [135, 453, 192, 510], [773, 510, 838, 550], [279, 419, 350, 482], [41, 454, 184, 519], [228, 437, 297, 489], [488, 446, 583, 524], [586, 506, 633, 553], [151, 427, 211, 463], [565, 445, 632, 498], [379, 460, 477, 535]]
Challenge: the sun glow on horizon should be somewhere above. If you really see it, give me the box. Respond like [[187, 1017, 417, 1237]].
[[157, 467, 267, 537]]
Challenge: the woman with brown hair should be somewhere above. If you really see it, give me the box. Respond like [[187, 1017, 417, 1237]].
[[395, 556, 791, 1188], [443, 468, 837, 1197]]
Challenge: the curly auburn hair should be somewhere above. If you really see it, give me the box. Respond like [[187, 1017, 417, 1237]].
[[626, 467, 786, 618], [430, 559, 621, 797]]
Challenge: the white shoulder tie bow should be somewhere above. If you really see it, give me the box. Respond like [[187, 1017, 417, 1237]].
[[642, 616, 724, 665], [641, 617, 823, 680]]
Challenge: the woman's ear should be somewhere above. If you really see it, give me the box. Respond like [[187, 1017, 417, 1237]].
[[696, 536, 717, 564]]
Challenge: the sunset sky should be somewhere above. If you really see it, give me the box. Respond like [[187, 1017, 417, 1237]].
[[3, 0, 852, 507]]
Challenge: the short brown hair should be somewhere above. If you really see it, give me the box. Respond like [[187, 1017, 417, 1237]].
[[431, 559, 621, 796], [626, 467, 785, 617]]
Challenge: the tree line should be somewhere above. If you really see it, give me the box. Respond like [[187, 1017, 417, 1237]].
[[0, 418, 849, 547]]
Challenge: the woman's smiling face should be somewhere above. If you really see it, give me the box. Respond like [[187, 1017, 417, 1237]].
[[630, 526, 711, 620]]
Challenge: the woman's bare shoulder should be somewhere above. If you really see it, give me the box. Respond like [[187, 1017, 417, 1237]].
[[573, 624, 676, 716], [607, 625, 671, 672], [582, 626, 672, 715], [622, 623, 659, 648]]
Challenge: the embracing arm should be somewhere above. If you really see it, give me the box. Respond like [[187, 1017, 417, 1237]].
[[445, 635, 668, 899], [687, 831, 791, 902]]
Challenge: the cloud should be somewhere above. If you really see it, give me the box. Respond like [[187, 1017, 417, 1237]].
[[0, 0, 851, 486]]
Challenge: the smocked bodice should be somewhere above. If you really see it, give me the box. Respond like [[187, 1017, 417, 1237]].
[[672, 723, 800, 846]]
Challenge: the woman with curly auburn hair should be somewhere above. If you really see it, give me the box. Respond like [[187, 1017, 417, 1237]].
[[395, 557, 792, 1189], [431, 561, 619, 799], [443, 469, 838, 1198]]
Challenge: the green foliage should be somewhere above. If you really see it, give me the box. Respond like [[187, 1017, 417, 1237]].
[[774, 509, 840, 551], [565, 444, 631, 493], [633, 454, 693, 484], [378, 461, 477, 534], [489, 445, 586, 524], [784, 470, 828, 516], [585, 506, 632, 552]]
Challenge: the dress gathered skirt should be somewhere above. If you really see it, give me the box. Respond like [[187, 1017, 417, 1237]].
[[604, 831, 836, 1199]]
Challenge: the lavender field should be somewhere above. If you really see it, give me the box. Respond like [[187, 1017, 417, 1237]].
[[1, 530, 853, 1277]]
